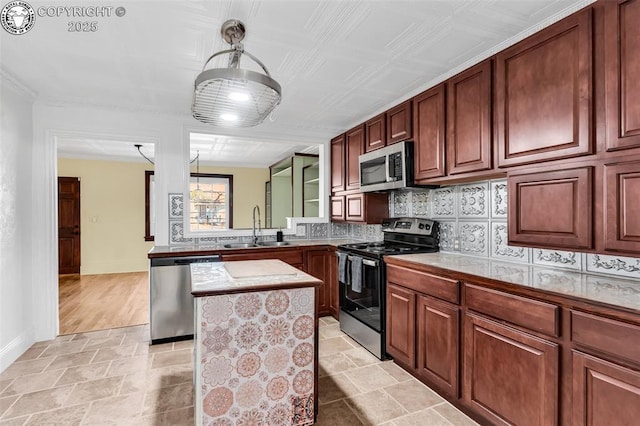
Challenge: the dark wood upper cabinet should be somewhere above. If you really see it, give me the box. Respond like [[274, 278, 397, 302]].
[[413, 84, 446, 181], [386, 100, 412, 145], [508, 167, 593, 250], [605, 0, 640, 151], [365, 113, 386, 153], [330, 134, 345, 193], [447, 60, 493, 175], [496, 8, 593, 167], [345, 125, 364, 191], [603, 159, 640, 253]]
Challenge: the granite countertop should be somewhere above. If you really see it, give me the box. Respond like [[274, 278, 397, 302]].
[[190, 259, 322, 297], [386, 252, 640, 313], [149, 238, 362, 257]]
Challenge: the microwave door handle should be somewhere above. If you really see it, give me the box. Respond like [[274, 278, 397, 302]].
[[385, 155, 391, 182]]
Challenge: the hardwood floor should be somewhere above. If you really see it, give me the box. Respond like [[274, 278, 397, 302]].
[[58, 272, 149, 335]]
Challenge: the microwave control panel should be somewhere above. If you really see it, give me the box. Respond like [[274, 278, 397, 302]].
[[388, 152, 403, 181]]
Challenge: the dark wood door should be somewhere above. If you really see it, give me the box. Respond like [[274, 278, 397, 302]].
[[605, 0, 640, 151], [386, 283, 416, 368], [508, 167, 593, 250], [345, 125, 364, 191], [463, 313, 559, 426], [413, 84, 446, 181], [496, 8, 593, 167], [447, 60, 492, 175], [58, 177, 80, 274], [345, 193, 364, 222], [386, 100, 412, 145], [304, 249, 330, 316], [365, 113, 386, 152], [417, 295, 459, 398], [572, 351, 640, 425], [330, 134, 345, 193], [603, 159, 640, 253]]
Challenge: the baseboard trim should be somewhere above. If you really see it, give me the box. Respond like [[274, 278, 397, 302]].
[[0, 330, 34, 374]]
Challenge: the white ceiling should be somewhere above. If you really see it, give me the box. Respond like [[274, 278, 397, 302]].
[[1, 0, 594, 166]]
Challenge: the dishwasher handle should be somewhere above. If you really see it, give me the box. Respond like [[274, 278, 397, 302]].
[[150, 255, 221, 267]]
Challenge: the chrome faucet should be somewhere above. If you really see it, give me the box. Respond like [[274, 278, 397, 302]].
[[252, 205, 261, 244]]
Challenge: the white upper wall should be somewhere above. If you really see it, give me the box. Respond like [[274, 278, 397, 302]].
[[0, 72, 36, 372]]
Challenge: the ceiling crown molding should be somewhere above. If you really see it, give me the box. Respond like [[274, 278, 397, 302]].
[[0, 67, 38, 100]]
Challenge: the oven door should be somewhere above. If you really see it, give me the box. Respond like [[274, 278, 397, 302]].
[[338, 253, 383, 332]]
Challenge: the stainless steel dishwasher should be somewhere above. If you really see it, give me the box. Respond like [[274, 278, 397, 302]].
[[149, 255, 221, 344]]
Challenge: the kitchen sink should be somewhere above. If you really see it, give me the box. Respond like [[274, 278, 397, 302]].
[[223, 243, 259, 249], [257, 241, 291, 247]]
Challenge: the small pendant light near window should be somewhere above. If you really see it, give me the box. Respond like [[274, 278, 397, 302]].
[[192, 19, 282, 127], [190, 151, 204, 201]]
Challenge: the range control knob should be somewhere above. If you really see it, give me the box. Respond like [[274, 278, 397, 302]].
[[418, 223, 425, 230]]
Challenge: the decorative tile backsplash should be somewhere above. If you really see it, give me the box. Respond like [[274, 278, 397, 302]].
[[165, 188, 639, 283], [388, 179, 640, 282]]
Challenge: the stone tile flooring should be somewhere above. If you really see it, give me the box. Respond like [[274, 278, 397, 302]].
[[0, 317, 478, 425]]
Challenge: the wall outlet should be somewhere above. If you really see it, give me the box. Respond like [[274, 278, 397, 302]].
[[296, 224, 306, 237], [453, 236, 460, 251]]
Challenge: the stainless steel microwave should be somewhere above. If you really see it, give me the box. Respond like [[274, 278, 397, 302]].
[[359, 141, 415, 192]]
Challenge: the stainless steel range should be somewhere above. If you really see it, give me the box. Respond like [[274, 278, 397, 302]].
[[337, 217, 439, 359]]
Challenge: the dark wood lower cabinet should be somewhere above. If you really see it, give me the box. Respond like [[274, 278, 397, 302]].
[[304, 248, 338, 318], [572, 351, 640, 425], [386, 283, 416, 368], [463, 313, 559, 426], [417, 295, 459, 398]]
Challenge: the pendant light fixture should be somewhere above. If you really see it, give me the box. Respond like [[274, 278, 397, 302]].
[[191, 19, 282, 127], [190, 150, 204, 201]]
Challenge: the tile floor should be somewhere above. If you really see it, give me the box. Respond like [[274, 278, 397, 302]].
[[0, 317, 478, 425]]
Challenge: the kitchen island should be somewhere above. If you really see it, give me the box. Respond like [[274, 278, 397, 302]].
[[191, 259, 322, 426]]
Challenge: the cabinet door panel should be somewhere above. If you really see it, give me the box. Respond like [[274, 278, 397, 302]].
[[508, 167, 593, 249], [496, 9, 592, 166], [413, 84, 446, 180], [365, 113, 386, 152], [447, 60, 492, 175], [330, 195, 345, 222], [386, 101, 412, 144], [417, 295, 459, 397], [345, 194, 364, 222], [331, 135, 345, 193], [304, 249, 329, 315], [386, 284, 416, 368], [463, 313, 559, 426], [605, 0, 640, 151], [572, 351, 640, 425], [346, 125, 364, 191], [604, 160, 640, 252]]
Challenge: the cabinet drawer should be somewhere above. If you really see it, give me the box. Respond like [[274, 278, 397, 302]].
[[221, 249, 303, 266], [465, 284, 559, 337], [571, 310, 640, 366], [387, 265, 459, 304]]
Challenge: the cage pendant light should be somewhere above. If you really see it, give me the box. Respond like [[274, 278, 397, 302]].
[[192, 19, 282, 127]]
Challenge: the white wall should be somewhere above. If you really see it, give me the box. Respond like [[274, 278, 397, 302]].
[[0, 73, 36, 372]]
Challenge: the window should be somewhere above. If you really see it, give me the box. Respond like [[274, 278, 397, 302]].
[[189, 173, 233, 232], [144, 172, 234, 240]]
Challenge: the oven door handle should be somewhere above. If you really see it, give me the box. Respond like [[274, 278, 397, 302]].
[[336, 252, 379, 268], [345, 255, 378, 267]]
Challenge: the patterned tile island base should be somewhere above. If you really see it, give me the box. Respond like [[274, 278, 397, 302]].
[[192, 261, 320, 425]]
